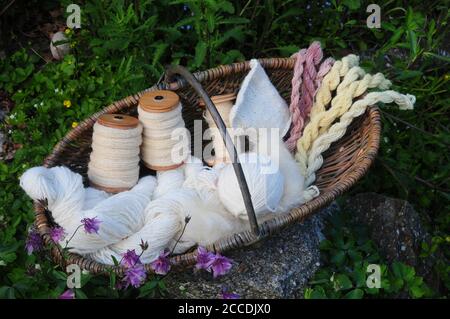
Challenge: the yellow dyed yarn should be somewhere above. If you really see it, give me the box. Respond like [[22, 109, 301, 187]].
[[295, 55, 416, 185]]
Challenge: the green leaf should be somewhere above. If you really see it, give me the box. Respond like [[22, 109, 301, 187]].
[[308, 286, 327, 299], [344, 288, 364, 299], [342, 0, 360, 10], [138, 280, 159, 298], [335, 274, 353, 290], [75, 289, 88, 299], [111, 255, 119, 267], [193, 41, 208, 67], [330, 250, 346, 265]]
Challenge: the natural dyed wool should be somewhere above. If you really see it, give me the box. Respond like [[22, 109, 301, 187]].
[[303, 90, 415, 186], [295, 54, 412, 186], [285, 41, 335, 151]]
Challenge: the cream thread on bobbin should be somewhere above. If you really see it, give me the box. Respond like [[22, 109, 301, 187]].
[[199, 93, 242, 166], [88, 114, 142, 193], [138, 90, 190, 171]]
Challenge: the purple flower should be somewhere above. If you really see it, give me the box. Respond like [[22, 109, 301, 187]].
[[207, 254, 233, 278], [25, 228, 42, 255], [150, 250, 171, 275], [58, 289, 75, 299], [195, 246, 215, 271], [49, 226, 66, 242], [221, 288, 240, 299], [81, 217, 101, 234], [123, 263, 146, 288], [121, 249, 140, 268]]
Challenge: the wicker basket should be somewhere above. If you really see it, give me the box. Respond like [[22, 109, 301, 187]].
[[33, 57, 381, 275]]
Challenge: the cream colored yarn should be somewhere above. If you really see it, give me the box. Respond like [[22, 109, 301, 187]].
[[88, 122, 142, 189], [292, 54, 416, 187], [303, 90, 415, 186], [139, 103, 190, 168]]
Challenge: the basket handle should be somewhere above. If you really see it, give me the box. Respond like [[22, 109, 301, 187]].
[[164, 65, 260, 237]]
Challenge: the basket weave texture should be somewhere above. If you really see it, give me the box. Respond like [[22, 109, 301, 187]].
[[34, 57, 381, 274]]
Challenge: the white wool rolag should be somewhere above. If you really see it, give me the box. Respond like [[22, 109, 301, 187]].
[[217, 152, 285, 219], [88, 122, 142, 190], [20, 166, 157, 254]]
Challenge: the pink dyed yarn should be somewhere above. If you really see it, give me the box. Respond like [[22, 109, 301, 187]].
[[286, 42, 334, 152]]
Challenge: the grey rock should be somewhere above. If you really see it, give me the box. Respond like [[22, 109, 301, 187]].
[[344, 193, 434, 279], [165, 203, 339, 299]]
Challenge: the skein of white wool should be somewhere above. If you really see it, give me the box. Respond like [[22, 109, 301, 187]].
[[88, 114, 142, 193], [183, 156, 225, 205], [152, 166, 185, 199], [139, 90, 190, 171], [218, 152, 285, 220], [90, 188, 244, 264], [20, 166, 157, 254]]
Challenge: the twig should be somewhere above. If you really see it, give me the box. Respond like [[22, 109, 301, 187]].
[[0, 0, 16, 17]]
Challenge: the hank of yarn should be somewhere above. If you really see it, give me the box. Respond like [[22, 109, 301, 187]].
[[139, 90, 190, 171], [295, 55, 392, 176], [285, 41, 335, 152], [152, 165, 185, 199], [88, 114, 142, 192], [20, 166, 157, 254], [90, 187, 244, 264], [303, 91, 415, 186]]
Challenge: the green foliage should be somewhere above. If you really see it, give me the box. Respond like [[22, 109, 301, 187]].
[[305, 211, 434, 299], [0, 0, 448, 298]]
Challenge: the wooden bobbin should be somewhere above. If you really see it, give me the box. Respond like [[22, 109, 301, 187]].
[[199, 93, 237, 166], [139, 90, 185, 171], [89, 114, 140, 193]]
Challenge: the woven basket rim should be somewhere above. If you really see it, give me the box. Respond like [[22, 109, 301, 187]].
[[34, 57, 381, 275]]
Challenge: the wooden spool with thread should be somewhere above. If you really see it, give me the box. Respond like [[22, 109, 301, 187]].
[[88, 114, 141, 193], [199, 93, 238, 166], [139, 90, 188, 171]]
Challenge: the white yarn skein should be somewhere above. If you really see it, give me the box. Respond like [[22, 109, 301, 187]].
[[20, 166, 157, 254], [218, 152, 285, 220], [152, 166, 185, 199], [90, 188, 244, 264], [88, 120, 142, 190], [83, 188, 110, 210], [183, 157, 225, 205]]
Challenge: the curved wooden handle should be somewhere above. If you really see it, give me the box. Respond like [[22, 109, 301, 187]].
[[164, 65, 260, 237]]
